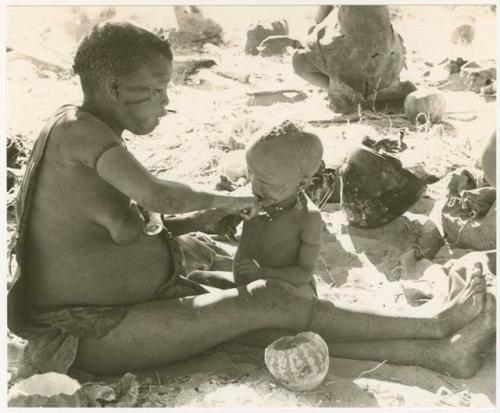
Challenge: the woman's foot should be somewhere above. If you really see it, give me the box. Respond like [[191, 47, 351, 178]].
[[436, 267, 486, 338], [431, 293, 496, 378]]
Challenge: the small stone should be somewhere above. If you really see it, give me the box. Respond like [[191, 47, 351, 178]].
[[245, 20, 289, 55]]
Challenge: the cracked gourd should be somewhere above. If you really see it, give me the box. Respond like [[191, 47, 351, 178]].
[[8, 372, 82, 407], [264, 331, 330, 391]]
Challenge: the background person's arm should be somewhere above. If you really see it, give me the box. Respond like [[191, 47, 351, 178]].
[[96, 145, 258, 216], [315, 5, 334, 24]]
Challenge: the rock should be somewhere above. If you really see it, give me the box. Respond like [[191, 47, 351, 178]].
[[172, 57, 216, 83], [404, 88, 447, 124], [169, 6, 223, 52], [265, 332, 330, 392], [480, 79, 496, 95], [406, 213, 444, 259], [8, 373, 83, 407], [248, 89, 307, 106], [258, 35, 302, 57], [245, 20, 289, 55], [406, 163, 439, 185], [450, 15, 475, 45], [446, 168, 480, 196], [460, 61, 496, 93], [446, 57, 468, 75]]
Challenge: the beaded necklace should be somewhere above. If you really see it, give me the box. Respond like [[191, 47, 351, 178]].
[[257, 191, 308, 221]]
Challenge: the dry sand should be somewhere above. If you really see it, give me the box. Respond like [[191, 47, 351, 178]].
[[5, 4, 497, 408]]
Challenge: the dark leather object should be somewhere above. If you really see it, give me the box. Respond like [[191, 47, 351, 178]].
[[340, 147, 426, 228]]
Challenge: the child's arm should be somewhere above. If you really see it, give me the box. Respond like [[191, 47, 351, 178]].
[[238, 211, 323, 286]]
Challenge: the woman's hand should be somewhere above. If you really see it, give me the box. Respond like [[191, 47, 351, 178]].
[[229, 187, 261, 219]]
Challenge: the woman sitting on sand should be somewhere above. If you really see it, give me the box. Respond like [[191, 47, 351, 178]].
[[9, 21, 494, 379]]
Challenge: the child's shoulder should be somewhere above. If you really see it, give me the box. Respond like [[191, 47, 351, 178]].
[[291, 193, 322, 226]]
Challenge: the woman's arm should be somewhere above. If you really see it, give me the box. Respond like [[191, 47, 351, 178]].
[[96, 145, 259, 216], [162, 208, 234, 236]]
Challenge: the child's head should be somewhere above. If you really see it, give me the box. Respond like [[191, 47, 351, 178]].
[[73, 21, 173, 135], [245, 120, 323, 206]]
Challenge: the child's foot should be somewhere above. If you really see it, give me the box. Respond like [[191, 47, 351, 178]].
[[432, 293, 496, 378]]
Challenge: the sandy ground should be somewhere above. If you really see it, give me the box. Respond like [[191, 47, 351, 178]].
[[5, 4, 497, 408]]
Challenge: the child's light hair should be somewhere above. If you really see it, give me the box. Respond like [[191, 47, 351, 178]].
[[246, 120, 323, 178]]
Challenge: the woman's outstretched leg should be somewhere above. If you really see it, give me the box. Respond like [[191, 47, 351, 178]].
[[74, 267, 486, 375], [74, 280, 311, 375], [328, 293, 496, 378]]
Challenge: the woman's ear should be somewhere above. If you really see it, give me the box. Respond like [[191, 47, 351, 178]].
[[104, 76, 120, 102]]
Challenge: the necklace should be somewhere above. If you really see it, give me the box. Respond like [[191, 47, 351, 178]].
[[258, 191, 308, 221]]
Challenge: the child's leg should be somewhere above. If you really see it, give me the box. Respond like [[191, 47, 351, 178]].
[[187, 270, 237, 289], [235, 281, 317, 347]]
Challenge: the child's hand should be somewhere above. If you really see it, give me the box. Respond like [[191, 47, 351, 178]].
[[236, 258, 263, 282]]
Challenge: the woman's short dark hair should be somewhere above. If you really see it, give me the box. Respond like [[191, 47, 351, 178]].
[[73, 21, 173, 94]]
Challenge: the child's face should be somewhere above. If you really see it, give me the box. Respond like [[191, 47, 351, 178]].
[[247, 162, 301, 207], [114, 55, 172, 135]]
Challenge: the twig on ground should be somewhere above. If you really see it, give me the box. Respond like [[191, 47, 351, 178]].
[[318, 255, 335, 287], [356, 360, 388, 378]]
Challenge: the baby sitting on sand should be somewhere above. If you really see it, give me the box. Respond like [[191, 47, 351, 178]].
[[188, 120, 324, 295]]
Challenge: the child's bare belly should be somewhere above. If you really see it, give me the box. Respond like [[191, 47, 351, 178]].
[[235, 214, 302, 267], [26, 218, 172, 308]]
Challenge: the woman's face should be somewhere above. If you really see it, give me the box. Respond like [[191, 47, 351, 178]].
[[115, 55, 172, 135]]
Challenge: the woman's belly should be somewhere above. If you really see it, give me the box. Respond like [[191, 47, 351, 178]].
[[25, 224, 173, 308]]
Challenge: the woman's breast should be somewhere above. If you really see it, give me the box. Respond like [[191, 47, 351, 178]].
[[25, 211, 173, 308]]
